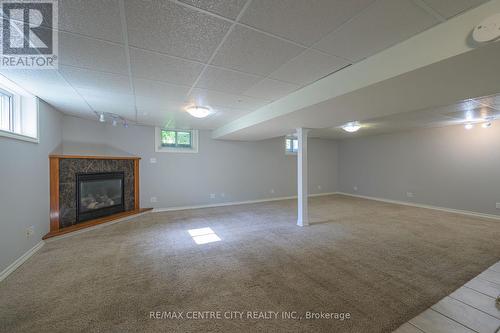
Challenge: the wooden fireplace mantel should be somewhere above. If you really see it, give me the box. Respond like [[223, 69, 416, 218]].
[[44, 154, 151, 240]]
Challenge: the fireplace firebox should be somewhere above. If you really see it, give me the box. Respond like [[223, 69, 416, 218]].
[[76, 172, 125, 222]]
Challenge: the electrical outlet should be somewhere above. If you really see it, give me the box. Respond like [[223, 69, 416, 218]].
[[317, 185, 322, 190], [496, 203, 500, 209], [149, 158, 157, 164], [406, 192, 415, 198], [270, 189, 275, 194], [220, 192, 225, 198], [210, 193, 216, 199], [353, 186, 358, 192], [150, 197, 157, 203], [26, 225, 34, 239]]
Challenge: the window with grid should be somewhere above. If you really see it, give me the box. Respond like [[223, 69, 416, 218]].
[[155, 127, 198, 153], [161, 129, 192, 148], [0, 76, 38, 143]]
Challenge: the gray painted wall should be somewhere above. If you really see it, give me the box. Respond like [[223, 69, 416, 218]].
[[338, 121, 500, 216], [0, 100, 62, 272], [62, 116, 339, 209]]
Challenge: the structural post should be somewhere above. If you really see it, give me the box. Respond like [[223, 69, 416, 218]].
[[297, 128, 310, 227]]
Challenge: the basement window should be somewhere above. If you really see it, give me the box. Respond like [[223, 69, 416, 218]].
[[155, 127, 198, 153], [0, 75, 38, 143], [285, 137, 298, 154]]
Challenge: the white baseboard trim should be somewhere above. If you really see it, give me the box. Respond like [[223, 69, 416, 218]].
[[0, 241, 44, 283], [337, 192, 500, 221], [153, 192, 338, 213]]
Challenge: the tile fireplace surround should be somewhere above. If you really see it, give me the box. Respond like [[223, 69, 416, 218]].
[[44, 150, 147, 239], [59, 158, 135, 228]]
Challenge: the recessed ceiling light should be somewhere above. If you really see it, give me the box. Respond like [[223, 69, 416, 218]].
[[482, 122, 492, 128], [185, 105, 212, 118], [342, 121, 361, 133], [464, 123, 474, 130]]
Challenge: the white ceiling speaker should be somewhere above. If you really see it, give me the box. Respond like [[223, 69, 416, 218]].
[[472, 13, 500, 43]]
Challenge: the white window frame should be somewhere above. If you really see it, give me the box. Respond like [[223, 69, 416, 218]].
[[155, 127, 199, 153], [285, 136, 298, 155], [0, 76, 39, 143]]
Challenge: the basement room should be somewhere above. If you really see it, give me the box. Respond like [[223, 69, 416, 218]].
[[0, 0, 499, 332]]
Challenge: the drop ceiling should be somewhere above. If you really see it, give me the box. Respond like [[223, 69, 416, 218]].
[[0, 0, 492, 134], [311, 93, 500, 139]]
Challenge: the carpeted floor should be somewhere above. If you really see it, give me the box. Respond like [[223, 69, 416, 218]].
[[1, 195, 499, 333]]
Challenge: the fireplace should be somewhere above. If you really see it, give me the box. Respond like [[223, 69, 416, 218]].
[[76, 172, 125, 222]]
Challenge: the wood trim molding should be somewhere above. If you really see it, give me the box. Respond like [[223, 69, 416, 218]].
[[134, 159, 140, 210], [47, 155, 144, 238], [43, 208, 152, 240], [49, 156, 60, 233], [49, 154, 141, 160]]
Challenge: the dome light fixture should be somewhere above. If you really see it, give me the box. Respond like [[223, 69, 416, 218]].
[[342, 121, 361, 133], [185, 105, 212, 118], [464, 123, 474, 130]]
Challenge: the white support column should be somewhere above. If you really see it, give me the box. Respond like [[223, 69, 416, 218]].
[[297, 128, 310, 227]]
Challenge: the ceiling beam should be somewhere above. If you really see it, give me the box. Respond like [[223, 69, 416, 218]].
[[212, 0, 500, 140]]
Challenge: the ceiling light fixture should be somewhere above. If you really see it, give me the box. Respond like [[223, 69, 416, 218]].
[[185, 105, 212, 118], [464, 123, 474, 130], [342, 121, 361, 133], [482, 122, 492, 128], [96, 112, 130, 128]]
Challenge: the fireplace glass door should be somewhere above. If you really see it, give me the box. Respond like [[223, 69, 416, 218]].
[[76, 172, 125, 222]]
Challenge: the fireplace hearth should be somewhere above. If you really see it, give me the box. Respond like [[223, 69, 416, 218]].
[[45, 152, 149, 240], [76, 172, 125, 222]]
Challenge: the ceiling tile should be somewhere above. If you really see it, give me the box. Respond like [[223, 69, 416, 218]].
[[243, 78, 299, 101], [78, 89, 136, 118], [125, 0, 231, 62], [212, 25, 305, 75], [270, 49, 350, 85], [59, 32, 128, 74], [0, 69, 92, 116], [189, 87, 268, 110], [240, 0, 374, 46], [475, 94, 500, 110], [134, 78, 190, 111], [137, 109, 245, 130], [443, 105, 500, 121], [59, 66, 132, 96], [59, 0, 123, 42], [129, 48, 204, 86], [178, 0, 248, 19], [315, 0, 439, 62], [422, 0, 489, 19], [195, 66, 262, 95]]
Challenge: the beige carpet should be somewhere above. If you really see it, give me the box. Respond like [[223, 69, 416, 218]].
[[1, 195, 499, 333]]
